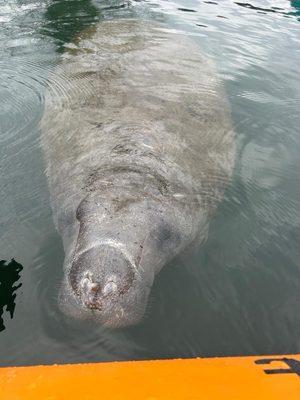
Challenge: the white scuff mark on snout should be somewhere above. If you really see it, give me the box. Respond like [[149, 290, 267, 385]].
[[114, 307, 125, 322], [80, 275, 101, 308], [81, 275, 98, 292]]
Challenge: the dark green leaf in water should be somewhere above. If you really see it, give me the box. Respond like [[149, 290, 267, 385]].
[[0, 259, 23, 332]]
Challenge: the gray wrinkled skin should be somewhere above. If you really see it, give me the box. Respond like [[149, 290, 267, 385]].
[[41, 19, 235, 328]]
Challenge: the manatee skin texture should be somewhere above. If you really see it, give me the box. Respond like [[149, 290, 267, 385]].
[[41, 19, 235, 328]]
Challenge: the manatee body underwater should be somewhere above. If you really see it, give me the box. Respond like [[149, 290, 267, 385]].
[[41, 19, 235, 328]]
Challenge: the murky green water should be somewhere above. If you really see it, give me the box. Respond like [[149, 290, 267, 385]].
[[0, 0, 299, 366]]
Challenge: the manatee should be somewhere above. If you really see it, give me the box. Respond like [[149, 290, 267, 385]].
[[41, 19, 235, 328]]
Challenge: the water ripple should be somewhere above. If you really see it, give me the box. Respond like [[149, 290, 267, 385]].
[[0, 0, 299, 366]]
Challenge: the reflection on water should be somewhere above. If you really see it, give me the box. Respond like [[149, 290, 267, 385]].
[[0, 0, 299, 366], [235, 2, 285, 14], [0, 259, 23, 332], [177, 0, 300, 19], [234, 0, 300, 20]]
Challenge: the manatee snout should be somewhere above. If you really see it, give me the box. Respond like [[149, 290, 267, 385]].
[[67, 243, 150, 328]]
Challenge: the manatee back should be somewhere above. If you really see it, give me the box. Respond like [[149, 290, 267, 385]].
[[41, 19, 235, 229]]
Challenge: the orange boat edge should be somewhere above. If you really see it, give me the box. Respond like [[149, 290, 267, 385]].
[[0, 354, 299, 399]]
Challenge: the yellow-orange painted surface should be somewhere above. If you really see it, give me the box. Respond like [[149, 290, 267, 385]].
[[0, 355, 299, 399]]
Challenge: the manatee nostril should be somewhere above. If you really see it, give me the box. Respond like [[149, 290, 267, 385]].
[[80, 276, 102, 310], [102, 281, 118, 296]]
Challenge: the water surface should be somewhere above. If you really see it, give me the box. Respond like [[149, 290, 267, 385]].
[[0, 0, 299, 366]]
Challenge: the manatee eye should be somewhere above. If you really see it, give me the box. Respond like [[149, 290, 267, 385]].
[[156, 222, 181, 250], [157, 223, 173, 242]]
